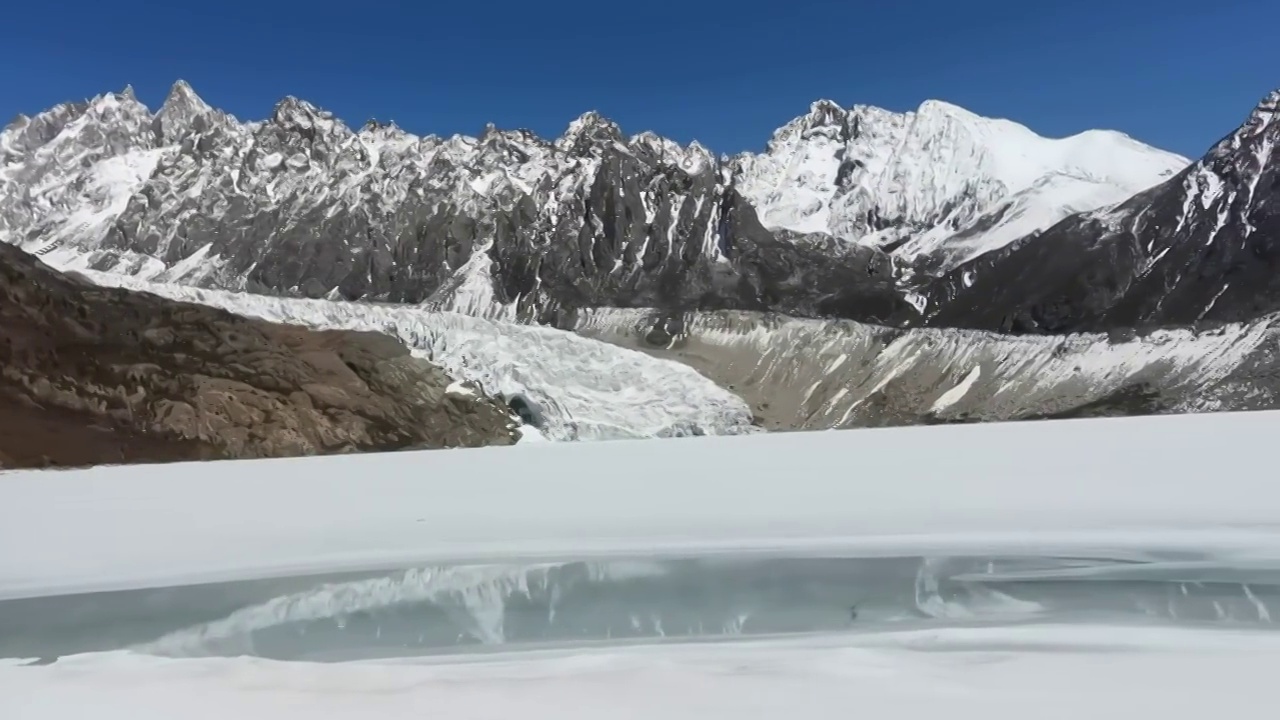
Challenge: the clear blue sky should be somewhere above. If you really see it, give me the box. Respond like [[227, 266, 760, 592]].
[[3, 0, 1276, 158]]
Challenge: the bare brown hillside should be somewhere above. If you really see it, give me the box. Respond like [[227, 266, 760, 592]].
[[0, 243, 518, 470]]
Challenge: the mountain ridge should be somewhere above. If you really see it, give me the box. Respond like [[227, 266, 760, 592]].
[[8, 81, 1280, 338], [1, 80, 1184, 324]]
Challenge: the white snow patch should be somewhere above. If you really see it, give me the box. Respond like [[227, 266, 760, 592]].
[[445, 380, 477, 398], [930, 365, 982, 412]]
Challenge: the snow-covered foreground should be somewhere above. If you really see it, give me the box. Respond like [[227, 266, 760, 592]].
[[4, 411, 1280, 717], [72, 268, 755, 441], [3, 409, 1280, 600], [4, 626, 1276, 720]]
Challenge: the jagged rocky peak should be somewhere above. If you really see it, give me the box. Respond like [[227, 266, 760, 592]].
[[70, 86, 153, 133], [58, 87, 157, 158], [627, 131, 715, 175], [762, 99, 853, 152], [556, 110, 624, 155], [505, 127, 548, 146], [803, 99, 852, 138], [1, 115, 34, 161], [477, 123, 544, 152], [467, 125, 551, 176], [1252, 89, 1280, 125], [153, 79, 222, 143], [807, 98, 847, 123], [270, 96, 345, 137], [161, 79, 204, 109], [1212, 89, 1279, 157], [85, 86, 150, 119], [4, 86, 151, 162], [257, 95, 360, 169], [1, 101, 92, 162], [358, 118, 420, 148], [628, 130, 672, 153], [1174, 89, 1279, 201]]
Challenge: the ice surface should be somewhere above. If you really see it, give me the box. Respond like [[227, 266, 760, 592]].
[[3, 625, 1278, 720], [3, 409, 1280, 600], [9, 553, 1273, 663]]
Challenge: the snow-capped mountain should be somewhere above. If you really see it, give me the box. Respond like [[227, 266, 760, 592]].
[[0, 83, 883, 321], [6, 80, 1280, 435], [1, 80, 1183, 327], [924, 90, 1280, 333], [733, 99, 1187, 272]]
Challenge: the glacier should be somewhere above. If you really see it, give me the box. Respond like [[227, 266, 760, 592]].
[[76, 265, 1280, 435], [72, 268, 757, 441]]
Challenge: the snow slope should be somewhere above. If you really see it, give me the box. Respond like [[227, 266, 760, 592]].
[[74, 269, 755, 442], [4, 411, 1279, 718], [3, 409, 1279, 600], [4, 626, 1278, 720]]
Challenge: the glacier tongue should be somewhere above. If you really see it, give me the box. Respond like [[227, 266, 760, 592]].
[[74, 269, 759, 441]]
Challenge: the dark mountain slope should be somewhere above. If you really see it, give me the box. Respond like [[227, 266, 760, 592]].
[[923, 91, 1280, 334]]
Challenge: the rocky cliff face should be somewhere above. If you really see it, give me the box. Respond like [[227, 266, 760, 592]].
[[0, 242, 518, 470]]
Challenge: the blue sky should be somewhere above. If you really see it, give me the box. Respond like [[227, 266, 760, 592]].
[[3, 0, 1276, 158]]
